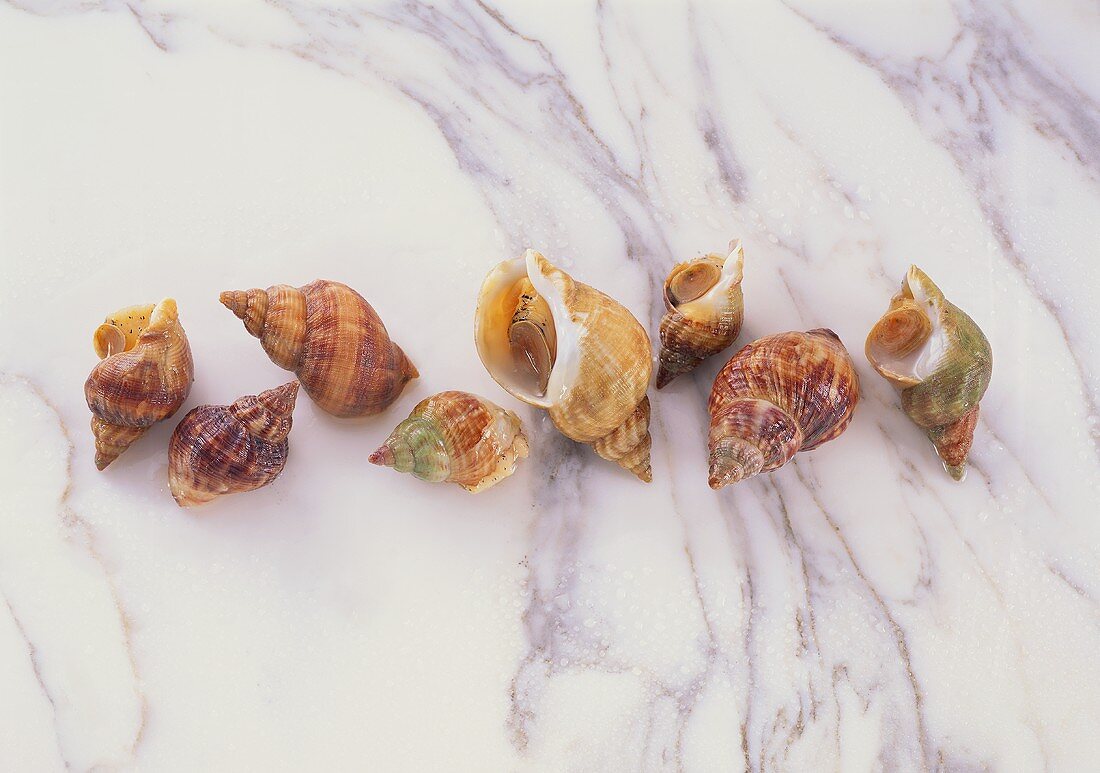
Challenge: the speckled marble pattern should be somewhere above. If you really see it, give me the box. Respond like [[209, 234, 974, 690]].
[[1, 0, 1098, 770]]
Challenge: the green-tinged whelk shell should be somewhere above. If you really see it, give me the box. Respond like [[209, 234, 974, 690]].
[[866, 265, 992, 480], [369, 391, 529, 493]]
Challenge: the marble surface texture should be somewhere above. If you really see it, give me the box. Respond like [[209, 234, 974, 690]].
[[2, 0, 1099, 770]]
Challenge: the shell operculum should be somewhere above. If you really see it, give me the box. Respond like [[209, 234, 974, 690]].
[[93, 302, 157, 358], [92, 301, 169, 359], [507, 278, 557, 398], [667, 261, 721, 306]]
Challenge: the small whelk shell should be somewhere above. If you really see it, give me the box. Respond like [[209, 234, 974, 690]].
[[866, 266, 992, 480], [474, 249, 653, 481], [370, 391, 529, 493], [85, 299, 194, 469], [220, 280, 418, 418], [708, 329, 859, 488], [657, 241, 745, 388], [168, 381, 299, 507]]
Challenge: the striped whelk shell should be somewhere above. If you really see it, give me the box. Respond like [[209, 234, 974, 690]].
[[220, 280, 417, 418], [657, 240, 745, 388], [474, 250, 653, 482], [370, 391, 528, 493], [866, 266, 992, 480], [168, 381, 299, 507], [708, 329, 859, 488], [85, 299, 194, 469]]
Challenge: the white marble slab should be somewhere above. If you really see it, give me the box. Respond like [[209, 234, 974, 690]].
[[1, 0, 1098, 770]]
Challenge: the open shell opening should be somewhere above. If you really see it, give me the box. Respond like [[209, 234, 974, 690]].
[[474, 250, 582, 409], [665, 241, 745, 318], [865, 267, 945, 387], [668, 262, 721, 305], [93, 301, 172, 358]]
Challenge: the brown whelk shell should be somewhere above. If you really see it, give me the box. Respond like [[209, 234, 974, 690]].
[[220, 280, 417, 418], [708, 329, 859, 488], [85, 298, 194, 469], [168, 381, 299, 507]]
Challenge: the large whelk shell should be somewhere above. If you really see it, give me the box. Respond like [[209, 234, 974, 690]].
[[708, 329, 859, 489], [657, 240, 745, 388], [220, 280, 418, 418], [866, 265, 992, 480], [474, 250, 653, 482], [84, 298, 194, 469], [168, 381, 299, 507], [369, 391, 529, 493]]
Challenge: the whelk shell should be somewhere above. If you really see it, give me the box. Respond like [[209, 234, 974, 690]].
[[708, 329, 859, 488], [474, 249, 653, 482], [220, 279, 417, 418], [369, 391, 528, 493], [85, 298, 194, 469], [865, 265, 992, 480], [657, 240, 745, 388], [168, 381, 299, 507]]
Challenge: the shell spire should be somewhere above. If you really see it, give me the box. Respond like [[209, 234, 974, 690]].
[[866, 266, 992, 480], [229, 380, 299, 444], [657, 240, 745, 388], [369, 391, 529, 493], [220, 280, 417, 417], [707, 329, 859, 488], [85, 298, 194, 469], [168, 381, 300, 507], [474, 250, 653, 481]]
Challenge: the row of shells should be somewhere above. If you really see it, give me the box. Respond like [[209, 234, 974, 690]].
[[84, 244, 992, 505]]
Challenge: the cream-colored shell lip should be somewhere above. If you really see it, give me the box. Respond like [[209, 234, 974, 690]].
[[866, 266, 946, 386], [474, 250, 582, 410], [462, 406, 529, 493], [147, 298, 179, 331], [674, 240, 744, 318]]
